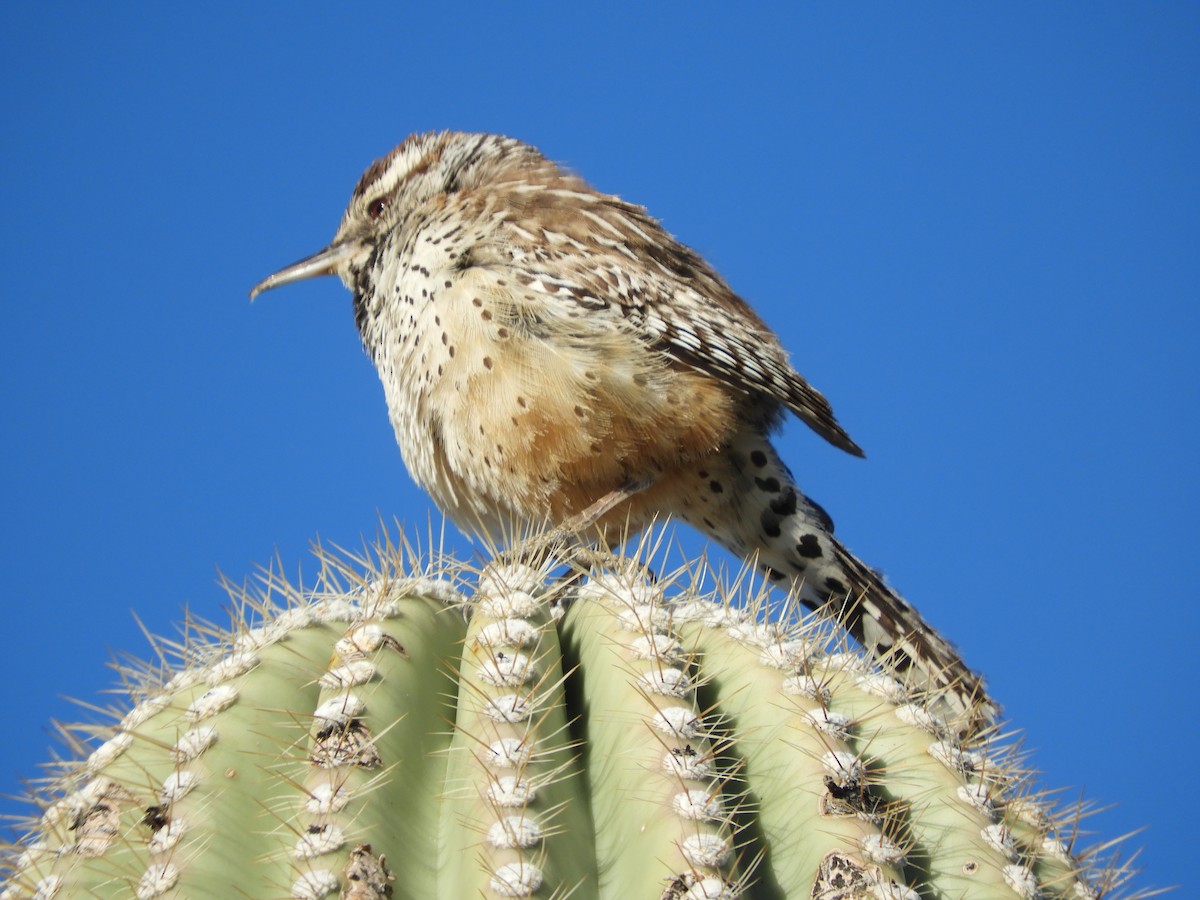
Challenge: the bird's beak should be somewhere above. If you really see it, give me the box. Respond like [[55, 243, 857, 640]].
[[249, 241, 361, 300]]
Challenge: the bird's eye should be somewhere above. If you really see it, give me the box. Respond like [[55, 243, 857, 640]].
[[367, 197, 389, 220]]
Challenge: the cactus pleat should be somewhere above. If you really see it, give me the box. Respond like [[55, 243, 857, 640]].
[[1, 531, 1145, 899], [558, 573, 743, 898], [438, 563, 598, 899]]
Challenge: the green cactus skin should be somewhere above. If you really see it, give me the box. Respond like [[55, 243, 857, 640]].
[[1, 533, 1146, 899]]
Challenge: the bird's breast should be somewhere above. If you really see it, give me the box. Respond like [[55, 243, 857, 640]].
[[361, 239, 745, 537]]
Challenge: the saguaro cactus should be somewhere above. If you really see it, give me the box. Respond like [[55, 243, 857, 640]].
[[1, 531, 1143, 898]]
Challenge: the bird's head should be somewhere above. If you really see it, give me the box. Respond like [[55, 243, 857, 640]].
[[249, 131, 537, 300]]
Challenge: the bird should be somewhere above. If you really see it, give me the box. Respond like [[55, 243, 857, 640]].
[[250, 131, 993, 721]]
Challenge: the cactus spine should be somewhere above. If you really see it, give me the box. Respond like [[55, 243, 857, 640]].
[[1, 531, 1144, 898]]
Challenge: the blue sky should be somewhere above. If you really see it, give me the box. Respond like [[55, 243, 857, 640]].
[[2, 4, 1196, 892]]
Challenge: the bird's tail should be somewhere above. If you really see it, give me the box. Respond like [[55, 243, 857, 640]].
[[676, 433, 997, 726], [825, 537, 996, 724]]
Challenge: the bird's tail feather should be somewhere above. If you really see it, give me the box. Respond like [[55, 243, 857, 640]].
[[827, 537, 996, 724], [676, 432, 997, 727]]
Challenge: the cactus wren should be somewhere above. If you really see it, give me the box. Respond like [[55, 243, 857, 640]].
[[251, 131, 991, 718]]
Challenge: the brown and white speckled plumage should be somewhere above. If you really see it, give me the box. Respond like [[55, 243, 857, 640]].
[[252, 131, 992, 719]]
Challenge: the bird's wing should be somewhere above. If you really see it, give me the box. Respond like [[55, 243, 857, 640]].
[[489, 183, 864, 456]]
